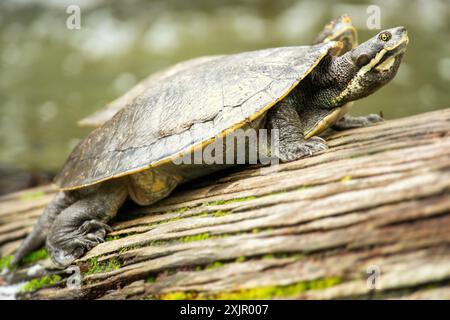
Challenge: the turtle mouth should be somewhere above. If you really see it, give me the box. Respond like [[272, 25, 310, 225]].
[[374, 32, 408, 71]]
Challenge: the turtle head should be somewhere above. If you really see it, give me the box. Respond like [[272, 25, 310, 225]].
[[314, 14, 358, 53], [329, 26, 409, 106]]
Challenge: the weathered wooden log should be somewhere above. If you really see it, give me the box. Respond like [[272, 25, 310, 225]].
[[0, 109, 449, 300]]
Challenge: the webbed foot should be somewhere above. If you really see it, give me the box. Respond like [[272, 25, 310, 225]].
[[45, 180, 127, 267], [277, 136, 328, 162], [333, 114, 384, 130], [47, 218, 112, 267]]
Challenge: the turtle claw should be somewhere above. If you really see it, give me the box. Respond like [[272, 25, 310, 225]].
[[365, 113, 384, 124], [79, 220, 111, 236], [77, 220, 111, 249], [86, 234, 105, 244], [333, 114, 384, 130], [73, 238, 95, 251], [278, 137, 328, 162]]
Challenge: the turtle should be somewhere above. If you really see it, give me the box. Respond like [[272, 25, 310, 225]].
[[12, 16, 409, 267], [78, 15, 359, 128]]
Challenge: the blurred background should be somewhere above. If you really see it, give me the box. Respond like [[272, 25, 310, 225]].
[[0, 0, 449, 194]]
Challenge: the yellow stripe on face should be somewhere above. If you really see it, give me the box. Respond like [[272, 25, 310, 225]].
[[331, 48, 389, 106], [375, 55, 396, 72]]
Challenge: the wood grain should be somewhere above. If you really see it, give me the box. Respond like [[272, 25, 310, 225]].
[[0, 109, 449, 300]]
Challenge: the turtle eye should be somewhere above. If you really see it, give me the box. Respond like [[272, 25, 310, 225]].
[[379, 31, 391, 42]]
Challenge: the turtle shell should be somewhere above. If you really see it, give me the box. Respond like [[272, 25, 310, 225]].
[[56, 41, 339, 190], [78, 55, 223, 127]]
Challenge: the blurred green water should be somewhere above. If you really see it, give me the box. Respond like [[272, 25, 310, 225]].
[[0, 0, 449, 173]]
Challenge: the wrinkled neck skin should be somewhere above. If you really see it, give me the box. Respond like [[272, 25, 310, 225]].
[[295, 54, 357, 111], [286, 54, 357, 135]]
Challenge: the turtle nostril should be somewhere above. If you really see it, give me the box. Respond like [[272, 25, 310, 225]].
[[397, 26, 407, 34]]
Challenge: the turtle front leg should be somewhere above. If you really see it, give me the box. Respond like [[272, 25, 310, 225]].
[[332, 114, 384, 130], [46, 180, 128, 267], [267, 99, 328, 162]]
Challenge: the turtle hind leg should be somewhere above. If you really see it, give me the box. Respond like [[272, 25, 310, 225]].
[[46, 179, 128, 267], [127, 169, 181, 206], [332, 114, 384, 130], [10, 190, 79, 267]]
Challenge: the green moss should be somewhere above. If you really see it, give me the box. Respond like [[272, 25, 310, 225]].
[[180, 233, 210, 243], [212, 210, 231, 217], [0, 255, 13, 270], [118, 246, 139, 254], [205, 261, 224, 270], [297, 185, 310, 191], [84, 258, 101, 274], [262, 252, 302, 260], [107, 259, 122, 271], [341, 175, 353, 182], [146, 276, 156, 283], [1, 249, 51, 269], [291, 253, 304, 260], [149, 240, 165, 246], [20, 190, 45, 201], [160, 277, 342, 300], [213, 277, 342, 299], [160, 291, 195, 300], [101, 259, 121, 273], [205, 196, 256, 206], [21, 274, 61, 293], [105, 235, 122, 242], [197, 213, 209, 218], [22, 248, 48, 265], [198, 210, 231, 218], [306, 277, 342, 290], [235, 256, 246, 263], [84, 258, 121, 275], [252, 228, 260, 234]]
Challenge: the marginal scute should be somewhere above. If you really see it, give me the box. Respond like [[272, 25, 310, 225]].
[[56, 42, 339, 190]]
